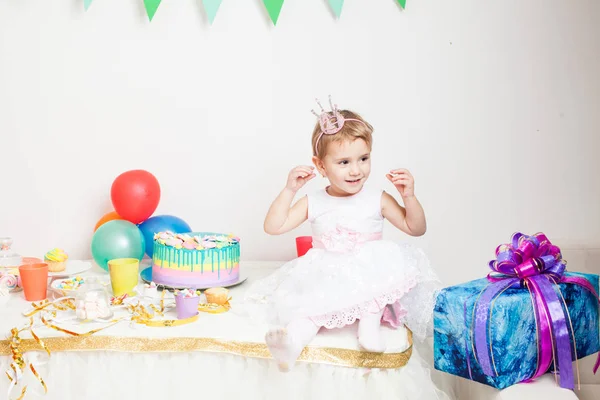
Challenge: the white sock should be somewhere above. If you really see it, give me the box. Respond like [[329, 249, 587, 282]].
[[357, 309, 386, 352], [265, 318, 319, 372]]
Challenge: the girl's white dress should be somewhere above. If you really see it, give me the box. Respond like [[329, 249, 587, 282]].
[[242, 187, 450, 399], [245, 187, 440, 341]]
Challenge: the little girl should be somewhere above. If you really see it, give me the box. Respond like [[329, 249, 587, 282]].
[[244, 98, 442, 375]]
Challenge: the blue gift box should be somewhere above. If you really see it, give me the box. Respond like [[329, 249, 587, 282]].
[[433, 272, 600, 389]]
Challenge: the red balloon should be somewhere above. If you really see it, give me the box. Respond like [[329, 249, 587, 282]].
[[111, 170, 160, 224]]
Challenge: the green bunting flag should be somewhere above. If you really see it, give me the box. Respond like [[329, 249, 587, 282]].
[[262, 0, 285, 25], [84, 1, 405, 22], [202, 0, 223, 24], [144, 0, 162, 21], [328, 0, 344, 18]]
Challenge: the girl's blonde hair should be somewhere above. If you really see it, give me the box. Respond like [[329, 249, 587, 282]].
[[311, 110, 374, 159]]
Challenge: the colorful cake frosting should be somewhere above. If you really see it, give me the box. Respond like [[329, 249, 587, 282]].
[[151, 231, 240, 289], [45, 248, 68, 263]]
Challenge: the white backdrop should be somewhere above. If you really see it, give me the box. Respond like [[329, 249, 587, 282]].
[[0, 0, 598, 285]]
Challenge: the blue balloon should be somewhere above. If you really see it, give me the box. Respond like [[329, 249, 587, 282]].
[[138, 215, 192, 257]]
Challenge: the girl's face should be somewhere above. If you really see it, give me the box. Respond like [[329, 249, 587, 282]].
[[312, 138, 371, 197]]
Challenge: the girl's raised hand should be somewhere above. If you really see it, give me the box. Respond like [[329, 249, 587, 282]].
[[286, 165, 316, 193], [386, 168, 415, 198]]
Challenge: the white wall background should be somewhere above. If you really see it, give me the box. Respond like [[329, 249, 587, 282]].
[[0, 0, 598, 285]]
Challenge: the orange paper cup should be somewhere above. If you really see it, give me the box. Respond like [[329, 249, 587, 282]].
[[19, 263, 49, 301]]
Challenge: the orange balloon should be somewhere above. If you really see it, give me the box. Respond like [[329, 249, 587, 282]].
[[94, 211, 124, 232]]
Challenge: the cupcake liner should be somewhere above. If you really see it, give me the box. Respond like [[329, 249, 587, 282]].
[[46, 260, 66, 272]]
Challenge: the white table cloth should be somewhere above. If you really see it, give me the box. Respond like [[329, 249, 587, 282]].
[[0, 261, 451, 400]]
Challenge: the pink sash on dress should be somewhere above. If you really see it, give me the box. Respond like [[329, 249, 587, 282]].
[[312, 226, 382, 253]]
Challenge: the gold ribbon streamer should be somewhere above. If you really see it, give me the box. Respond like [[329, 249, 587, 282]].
[[23, 299, 76, 317], [127, 299, 200, 327], [28, 364, 46, 396], [14, 387, 26, 400], [41, 316, 125, 337], [148, 304, 164, 316], [110, 294, 129, 306], [134, 314, 200, 327], [198, 302, 230, 314], [6, 319, 48, 399], [0, 332, 413, 369], [29, 324, 50, 357]]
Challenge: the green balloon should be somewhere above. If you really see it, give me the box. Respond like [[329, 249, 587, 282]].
[[91, 220, 145, 271]]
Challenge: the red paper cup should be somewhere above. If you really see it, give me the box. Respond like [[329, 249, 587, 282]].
[[19, 263, 49, 301], [295, 236, 313, 257]]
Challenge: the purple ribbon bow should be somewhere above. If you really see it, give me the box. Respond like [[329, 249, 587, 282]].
[[472, 232, 600, 389]]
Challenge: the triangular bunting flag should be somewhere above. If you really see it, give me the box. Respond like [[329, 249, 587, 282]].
[[202, 0, 223, 24], [262, 0, 285, 25], [396, 0, 406, 9], [84, 0, 93, 10], [144, 0, 162, 21], [328, 0, 344, 18]]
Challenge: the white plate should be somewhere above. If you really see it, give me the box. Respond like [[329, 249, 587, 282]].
[[50, 276, 110, 297], [48, 260, 92, 278]]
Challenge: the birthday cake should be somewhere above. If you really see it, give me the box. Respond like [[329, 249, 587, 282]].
[[151, 232, 240, 289]]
